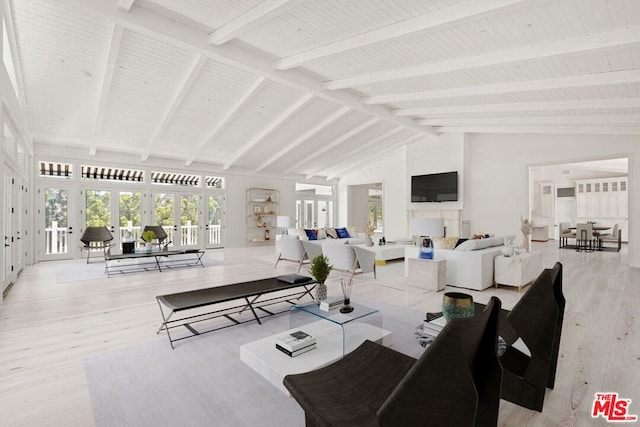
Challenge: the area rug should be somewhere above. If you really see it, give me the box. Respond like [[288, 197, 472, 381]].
[[84, 297, 425, 427], [56, 254, 224, 283]]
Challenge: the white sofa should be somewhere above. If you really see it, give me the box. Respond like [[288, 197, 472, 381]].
[[404, 235, 514, 291]]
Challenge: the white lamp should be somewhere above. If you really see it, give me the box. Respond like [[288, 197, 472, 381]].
[[276, 216, 291, 236], [410, 217, 445, 259]]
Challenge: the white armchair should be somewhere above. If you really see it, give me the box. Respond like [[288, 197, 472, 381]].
[[275, 236, 308, 272], [301, 240, 324, 264], [322, 242, 376, 280]]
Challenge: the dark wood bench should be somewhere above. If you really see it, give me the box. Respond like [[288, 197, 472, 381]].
[[156, 274, 317, 349]]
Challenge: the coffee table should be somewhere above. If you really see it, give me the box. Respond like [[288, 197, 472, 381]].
[[240, 302, 392, 395]]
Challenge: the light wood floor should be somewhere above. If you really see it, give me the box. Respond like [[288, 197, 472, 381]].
[[0, 241, 637, 426]]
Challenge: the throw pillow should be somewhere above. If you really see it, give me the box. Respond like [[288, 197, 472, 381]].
[[335, 227, 350, 238], [433, 237, 458, 250], [316, 228, 327, 240], [304, 229, 317, 240], [347, 226, 358, 238], [325, 227, 337, 239]]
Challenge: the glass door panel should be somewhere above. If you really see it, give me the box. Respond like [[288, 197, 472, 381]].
[[154, 193, 175, 248], [85, 190, 111, 227], [180, 194, 199, 247], [41, 185, 74, 260], [119, 191, 142, 242], [206, 194, 224, 248]]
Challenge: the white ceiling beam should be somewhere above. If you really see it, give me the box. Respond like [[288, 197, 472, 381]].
[[323, 134, 424, 181], [185, 76, 267, 166], [141, 55, 207, 161], [253, 106, 351, 173], [1, 0, 33, 153], [303, 127, 406, 179], [90, 23, 123, 156], [325, 26, 640, 90], [366, 69, 640, 104], [417, 115, 640, 126], [436, 126, 640, 135], [76, 0, 434, 136], [275, 0, 531, 70], [208, 0, 305, 45], [281, 117, 379, 176], [118, 0, 136, 12], [223, 93, 314, 170], [395, 98, 640, 116]]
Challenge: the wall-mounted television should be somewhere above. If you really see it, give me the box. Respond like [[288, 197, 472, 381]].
[[411, 171, 458, 202]]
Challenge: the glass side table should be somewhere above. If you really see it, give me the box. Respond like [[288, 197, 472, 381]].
[[290, 301, 387, 356]]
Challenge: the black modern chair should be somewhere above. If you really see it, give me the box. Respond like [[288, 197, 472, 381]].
[[498, 262, 565, 412], [283, 297, 503, 427], [142, 225, 172, 250], [79, 226, 115, 263]]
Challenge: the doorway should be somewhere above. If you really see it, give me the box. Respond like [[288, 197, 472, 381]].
[[529, 157, 629, 242]]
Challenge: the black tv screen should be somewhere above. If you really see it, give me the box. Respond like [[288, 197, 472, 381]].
[[411, 171, 458, 202]]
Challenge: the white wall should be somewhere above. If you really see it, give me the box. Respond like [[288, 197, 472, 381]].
[[406, 133, 465, 211], [347, 184, 369, 231], [339, 146, 407, 239], [342, 132, 640, 269]]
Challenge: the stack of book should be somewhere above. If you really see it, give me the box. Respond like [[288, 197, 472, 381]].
[[275, 330, 317, 357], [319, 296, 344, 312], [421, 315, 446, 338]]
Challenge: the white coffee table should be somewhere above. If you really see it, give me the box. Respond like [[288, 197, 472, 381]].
[[364, 243, 410, 265], [240, 303, 392, 395]]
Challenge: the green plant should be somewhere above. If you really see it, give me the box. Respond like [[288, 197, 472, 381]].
[[141, 229, 157, 242], [309, 255, 332, 284]]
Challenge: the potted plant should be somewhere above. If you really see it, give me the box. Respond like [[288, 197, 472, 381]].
[[309, 255, 332, 303], [141, 229, 157, 251]]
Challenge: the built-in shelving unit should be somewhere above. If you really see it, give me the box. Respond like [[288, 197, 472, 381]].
[[246, 187, 279, 245], [576, 176, 628, 241]]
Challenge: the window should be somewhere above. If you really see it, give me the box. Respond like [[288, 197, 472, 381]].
[[82, 165, 143, 182], [151, 171, 200, 187], [39, 161, 72, 179]]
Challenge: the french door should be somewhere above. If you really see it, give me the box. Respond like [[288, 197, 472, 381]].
[[153, 192, 200, 249], [39, 183, 76, 261], [206, 193, 225, 248], [83, 188, 143, 250]]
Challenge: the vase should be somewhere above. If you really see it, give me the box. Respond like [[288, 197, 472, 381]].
[[315, 283, 327, 303], [523, 234, 530, 252], [501, 238, 514, 257], [365, 236, 374, 247], [442, 292, 475, 321]]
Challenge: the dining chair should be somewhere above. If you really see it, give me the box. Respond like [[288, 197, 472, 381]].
[[575, 223, 594, 252], [558, 222, 575, 248]]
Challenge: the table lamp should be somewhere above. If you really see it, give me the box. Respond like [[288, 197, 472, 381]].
[[410, 217, 445, 259], [276, 215, 291, 237]]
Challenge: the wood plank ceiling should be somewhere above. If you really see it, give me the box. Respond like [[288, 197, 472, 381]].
[[9, 0, 640, 180]]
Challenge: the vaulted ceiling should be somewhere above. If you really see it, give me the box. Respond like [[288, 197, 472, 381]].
[[9, 0, 640, 180]]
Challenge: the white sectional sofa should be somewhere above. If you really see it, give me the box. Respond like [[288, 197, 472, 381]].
[[404, 235, 514, 291]]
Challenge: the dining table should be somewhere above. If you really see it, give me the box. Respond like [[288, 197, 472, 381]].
[[568, 225, 611, 251]]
